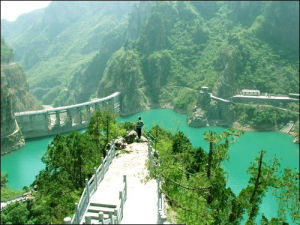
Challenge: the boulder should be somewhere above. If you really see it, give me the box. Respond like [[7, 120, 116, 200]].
[[114, 137, 127, 150], [188, 108, 208, 127], [125, 130, 137, 144]]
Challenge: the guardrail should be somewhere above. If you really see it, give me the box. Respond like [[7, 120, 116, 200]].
[[64, 140, 116, 224], [84, 175, 127, 224], [147, 136, 169, 224]]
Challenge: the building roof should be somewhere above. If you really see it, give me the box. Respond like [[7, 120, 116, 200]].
[[241, 89, 260, 92]]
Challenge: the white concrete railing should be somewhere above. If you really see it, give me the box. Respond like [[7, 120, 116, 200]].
[[64, 141, 117, 224], [84, 175, 127, 224], [147, 136, 169, 224]]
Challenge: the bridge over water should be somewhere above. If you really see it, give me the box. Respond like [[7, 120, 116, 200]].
[[15, 92, 120, 139]]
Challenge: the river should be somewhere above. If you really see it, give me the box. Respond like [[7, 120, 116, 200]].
[[1, 108, 298, 223]]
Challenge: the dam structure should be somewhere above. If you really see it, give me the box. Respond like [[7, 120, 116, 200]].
[[15, 92, 120, 139]]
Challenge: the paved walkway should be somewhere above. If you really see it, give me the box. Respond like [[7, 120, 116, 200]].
[[84, 142, 157, 224]]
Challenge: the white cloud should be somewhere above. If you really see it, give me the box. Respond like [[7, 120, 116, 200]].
[[1, 1, 51, 22]]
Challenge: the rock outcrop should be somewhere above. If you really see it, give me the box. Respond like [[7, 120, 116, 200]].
[[188, 107, 208, 127], [1, 38, 41, 154], [188, 88, 235, 128], [124, 130, 138, 144], [1, 75, 25, 154]]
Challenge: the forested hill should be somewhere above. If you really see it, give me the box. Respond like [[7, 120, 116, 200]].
[[1, 1, 135, 105], [1, 1, 299, 115]]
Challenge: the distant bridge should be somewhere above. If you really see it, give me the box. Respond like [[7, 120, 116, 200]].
[[209, 93, 231, 103], [15, 92, 120, 139]]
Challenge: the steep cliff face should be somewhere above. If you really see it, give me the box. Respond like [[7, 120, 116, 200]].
[[1, 74, 25, 154], [97, 48, 148, 116], [188, 90, 235, 128], [1, 63, 41, 112], [1, 38, 41, 154]]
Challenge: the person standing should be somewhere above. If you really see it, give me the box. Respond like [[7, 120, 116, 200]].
[[136, 116, 144, 140]]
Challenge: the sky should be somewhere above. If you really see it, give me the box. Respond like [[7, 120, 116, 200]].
[[1, 1, 51, 22]]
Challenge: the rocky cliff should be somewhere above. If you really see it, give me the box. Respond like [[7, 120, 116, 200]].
[[1, 74, 25, 154], [1, 38, 41, 154], [188, 89, 235, 128]]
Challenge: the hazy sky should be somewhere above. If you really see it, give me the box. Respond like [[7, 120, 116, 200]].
[[1, 1, 51, 21]]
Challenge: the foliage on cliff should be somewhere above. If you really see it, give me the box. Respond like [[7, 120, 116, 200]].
[[234, 104, 298, 130], [1, 38, 41, 112], [146, 126, 299, 224], [1, 37, 14, 64]]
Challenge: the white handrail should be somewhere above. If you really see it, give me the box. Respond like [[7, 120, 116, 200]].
[[66, 140, 116, 224], [147, 135, 169, 224]]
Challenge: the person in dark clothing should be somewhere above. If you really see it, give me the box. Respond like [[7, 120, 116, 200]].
[[136, 116, 144, 140]]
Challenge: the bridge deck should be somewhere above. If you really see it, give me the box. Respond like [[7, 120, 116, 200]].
[[15, 92, 120, 116], [210, 94, 231, 103], [83, 142, 157, 224], [232, 94, 297, 100]]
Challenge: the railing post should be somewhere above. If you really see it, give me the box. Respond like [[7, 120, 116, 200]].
[[85, 215, 91, 224], [114, 209, 118, 224], [99, 157, 104, 181], [119, 191, 123, 219], [85, 178, 90, 201], [109, 212, 113, 224], [94, 167, 98, 188], [64, 217, 71, 224], [123, 175, 127, 200], [75, 203, 80, 224], [98, 212, 104, 224], [149, 140, 152, 162], [157, 209, 162, 224], [148, 139, 151, 159]]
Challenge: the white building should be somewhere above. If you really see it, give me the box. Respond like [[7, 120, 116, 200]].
[[240, 89, 260, 96]]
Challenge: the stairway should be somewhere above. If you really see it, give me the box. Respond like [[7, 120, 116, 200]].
[[84, 202, 118, 224]]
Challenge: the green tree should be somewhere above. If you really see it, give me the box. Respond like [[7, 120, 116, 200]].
[[1, 202, 30, 224], [238, 150, 280, 224], [1, 172, 8, 187], [274, 168, 300, 224]]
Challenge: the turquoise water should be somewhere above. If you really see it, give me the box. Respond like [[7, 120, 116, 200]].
[[1, 108, 298, 223]]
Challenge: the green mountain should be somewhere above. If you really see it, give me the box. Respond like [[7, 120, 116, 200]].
[[1, 1, 135, 104], [2, 1, 299, 119], [97, 1, 299, 115]]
